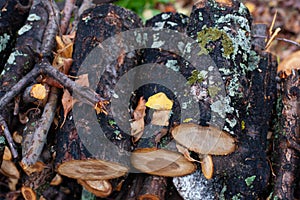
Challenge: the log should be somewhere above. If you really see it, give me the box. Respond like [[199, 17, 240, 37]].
[[273, 69, 300, 200], [173, 0, 277, 199], [0, 0, 32, 70], [138, 175, 168, 200]]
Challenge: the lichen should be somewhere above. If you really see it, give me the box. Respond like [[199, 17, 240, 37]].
[[7, 50, 26, 65], [245, 175, 256, 187], [166, 21, 177, 27], [161, 13, 170, 20], [208, 86, 221, 98], [0, 33, 10, 52], [27, 14, 41, 21], [226, 118, 237, 128], [232, 193, 242, 200], [18, 24, 32, 35], [153, 21, 165, 30], [165, 59, 179, 72], [197, 27, 234, 58]]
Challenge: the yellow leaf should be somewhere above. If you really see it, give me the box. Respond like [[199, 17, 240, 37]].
[[145, 92, 173, 110]]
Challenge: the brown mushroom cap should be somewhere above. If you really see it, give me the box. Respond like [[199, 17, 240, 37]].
[[57, 159, 128, 180], [77, 179, 112, 197], [201, 155, 214, 179], [171, 123, 236, 155], [131, 148, 196, 177]]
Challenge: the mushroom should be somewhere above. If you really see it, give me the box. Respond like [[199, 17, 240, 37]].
[[171, 123, 236, 179], [131, 148, 196, 177], [171, 123, 236, 155], [57, 159, 128, 180], [77, 179, 112, 198], [200, 154, 214, 179]]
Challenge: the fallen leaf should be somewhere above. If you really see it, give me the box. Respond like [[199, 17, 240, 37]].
[[145, 92, 173, 110], [151, 110, 171, 126], [75, 74, 89, 88], [176, 143, 201, 163], [278, 50, 300, 77], [61, 89, 75, 127], [154, 128, 168, 144], [130, 97, 146, 142], [201, 154, 214, 179], [3, 146, 12, 161], [0, 160, 20, 179]]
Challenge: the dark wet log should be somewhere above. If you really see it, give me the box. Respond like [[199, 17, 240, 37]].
[[138, 175, 168, 200], [273, 69, 300, 200], [172, 0, 277, 199], [56, 2, 142, 171], [0, 1, 49, 128], [0, 0, 32, 70]]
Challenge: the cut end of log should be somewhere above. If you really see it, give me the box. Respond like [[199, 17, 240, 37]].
[[171, 123, 236, 155], [138, 194, 160, 200], [57, 159, 128, 180], [201, 155, 214, 179], [131, 148, 196, 177], [215, 0, 233, 7], [77, 179, 112, 198], [21, 186, 36, 200], [30, 84, 48, 100]]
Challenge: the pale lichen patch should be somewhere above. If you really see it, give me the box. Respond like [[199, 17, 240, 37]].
[[0, 33, 10, 52], [165, 59, 179, 72], [27, 14, 41, 21], [18, 24, 32, 35]]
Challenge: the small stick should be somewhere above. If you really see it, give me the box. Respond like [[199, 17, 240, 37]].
[[0, 115, 18, 159]]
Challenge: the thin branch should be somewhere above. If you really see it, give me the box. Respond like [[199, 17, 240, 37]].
[[60, 0, 75, 34], [0, 66, 40, 111], [252, 35, 300, 47], [39, 59, 106, 106], [21, 87, 59, 168], [0, 116, 18, 159]]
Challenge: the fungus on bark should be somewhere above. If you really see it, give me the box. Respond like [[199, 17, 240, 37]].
[[171, 123, 236, 155], [131, 148, 196, 177]]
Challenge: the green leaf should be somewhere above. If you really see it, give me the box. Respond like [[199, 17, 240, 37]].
[[245, 175, 256, 187]]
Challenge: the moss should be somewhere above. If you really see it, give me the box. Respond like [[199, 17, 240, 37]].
[[208, 85, 221, 98], [197, 27, 234, 58], [0, 33, 10, 52], [187, 70, 205, 85]]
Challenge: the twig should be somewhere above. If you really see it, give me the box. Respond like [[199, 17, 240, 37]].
[[0, 66, 40, 111], [39, 60, 105, 106], [60, 0, 75, 34], [252, 35, 300, 47], [21, 87, 59, 168], [0, 116, 18, 159]]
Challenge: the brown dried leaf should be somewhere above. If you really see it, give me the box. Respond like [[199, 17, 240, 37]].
[[13, 131, 23, 144], [176, 143, 201, 163], [75, 74, 89, 88], [151, 110, 170, 126], [130, 97, 146, 142], [50, 174, 63, 186], [3, 146, 12, 161], [61, 89, 75, 127], [41, 77, 64, 88], [0, 160, 20, 179], [154, 128, 168, 144], [278, 50, 300, 77]]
